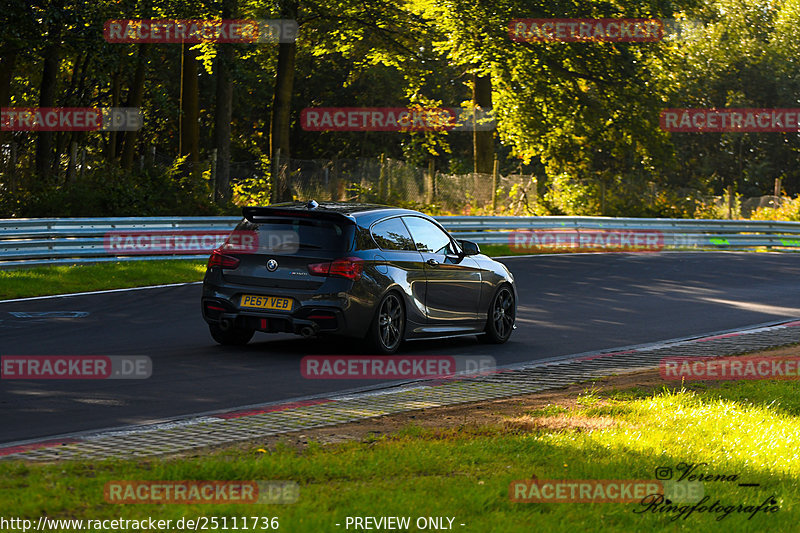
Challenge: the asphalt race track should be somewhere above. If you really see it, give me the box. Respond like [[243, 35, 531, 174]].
[[3, 252, 800, 444]]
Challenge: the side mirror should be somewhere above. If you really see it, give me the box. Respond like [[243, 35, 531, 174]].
[[458, 239, 480, 256]]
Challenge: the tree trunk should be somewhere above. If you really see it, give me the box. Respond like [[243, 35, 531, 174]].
[[53, 52, 86, 180], [472, 73, 494, 175], [181, 45, 200, 174], [214, 0, 237, 203], [121, 44, 149, 168], [106, 70, 121, 161], [269, 0, 298, 203], [0, 46, 16, 107], [214, 52, 233, 203], [35, 39, 61, 181], [0, 44, 18, 147]]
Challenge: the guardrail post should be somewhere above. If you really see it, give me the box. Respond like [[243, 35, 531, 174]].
[[68, 142, 78, 182], [727, 187, 734, 219], [600, 180, 606, 216], [378, 153, 386, 202], [492, 157, 499, 212], [211, 148, 218, 202], [9, 143, 18, 191], [425, 158, 434, 204]]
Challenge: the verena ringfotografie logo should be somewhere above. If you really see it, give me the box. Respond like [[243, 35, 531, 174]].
[[661, 355, 800, 381], [103, 230, 260, 255], [661, 109, 800, 132], [509, 230, 664, 253], [300, 107, 495, 132], [301, 355, 496, 379], [1, 356, 151, 380], [104, 481, 298, 504], [510, 479, 703, 503], [1, 107, 141, 131], [103, 19, 298, 43], [509, 18, 664, 42]]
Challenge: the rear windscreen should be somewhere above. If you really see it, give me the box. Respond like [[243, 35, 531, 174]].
[[235, 218, 352, 253]]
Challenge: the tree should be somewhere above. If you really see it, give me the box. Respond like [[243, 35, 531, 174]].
[[269, 0, 298, 202], [213, 0, 238, 202], [661, 0, 800, 195], [34, 1, 65, 181]]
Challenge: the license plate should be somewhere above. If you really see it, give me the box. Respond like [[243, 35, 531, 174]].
[[240, 295, 294, 311]]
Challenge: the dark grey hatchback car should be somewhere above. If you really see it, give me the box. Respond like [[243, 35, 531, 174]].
[[202, 202, 517, 353]]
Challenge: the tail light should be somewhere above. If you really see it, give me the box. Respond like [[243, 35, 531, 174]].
[[308, 257, 363, 280], [208, 249, 240, 270]]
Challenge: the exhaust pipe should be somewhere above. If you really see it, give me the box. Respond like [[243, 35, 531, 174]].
[[219, 318, 233, 331], [299, 326, 315, 338]]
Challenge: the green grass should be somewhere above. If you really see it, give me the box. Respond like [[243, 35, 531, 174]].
[[480, 243, 584, 256], [2, 380, 799, 532], [479, 243, 537, 257], [478, 244, 728, 257], [0, 260, 207, 300]]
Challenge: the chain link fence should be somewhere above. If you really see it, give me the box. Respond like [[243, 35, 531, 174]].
[[256, 156, 537, 214], [1, 142, 796, 218]]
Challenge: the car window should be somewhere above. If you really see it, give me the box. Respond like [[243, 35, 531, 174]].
[[237, 218, 350, 252], [371, 218, 417, 251], [402, 216, 455, 255]]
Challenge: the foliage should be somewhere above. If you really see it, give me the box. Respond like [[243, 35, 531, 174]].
[[1, 163, 228, 218], [750, 195, 800, 221], [693, 193, 743, 219], [4, 0, 800, 217], [542, 174, 599, 216], [231, 155, 272, 206]]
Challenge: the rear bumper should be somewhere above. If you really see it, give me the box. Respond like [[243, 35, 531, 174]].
[[202, 297, 349, 336], [200, 268, 376, 337]]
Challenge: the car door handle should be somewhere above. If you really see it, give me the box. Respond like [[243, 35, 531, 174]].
[[426, 258, 439, 266]]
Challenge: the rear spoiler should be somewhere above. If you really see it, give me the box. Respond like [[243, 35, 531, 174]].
[[242, 205, 356, 224]]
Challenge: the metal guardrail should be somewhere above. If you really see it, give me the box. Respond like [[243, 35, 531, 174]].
[[0, 217, 241, 268], [436, 216, 800, 248], [2, 215, 800, 268]]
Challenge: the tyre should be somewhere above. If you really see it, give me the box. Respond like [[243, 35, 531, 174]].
[[209, 323, 255, 346], [480, 285, 515, 344], [366, 291, 405, 354]]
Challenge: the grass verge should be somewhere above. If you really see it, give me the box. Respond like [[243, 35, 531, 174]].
[[1, 374, 797, 532], [0, 260, 207, 300]]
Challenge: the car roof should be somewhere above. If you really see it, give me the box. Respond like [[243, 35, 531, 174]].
[[243, 202, 429, 226]]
